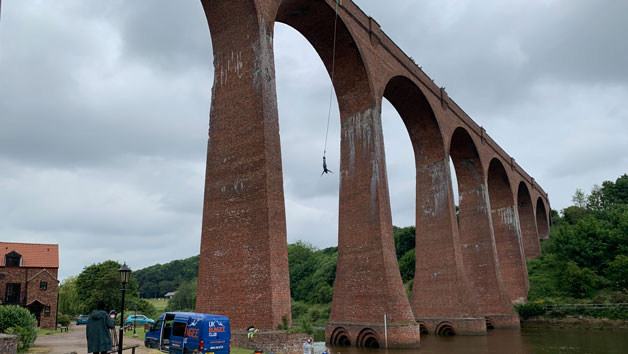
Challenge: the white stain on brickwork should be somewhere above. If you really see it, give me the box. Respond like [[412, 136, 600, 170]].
[[217, 51, 244, 87], [420, 159, 449, 217], [342, 107, 380, 172], [495, 206, 519, 231], [233, 179, 245, 194]]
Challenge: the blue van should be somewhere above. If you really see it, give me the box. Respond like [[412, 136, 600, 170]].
[[145, 312, 230, 354]]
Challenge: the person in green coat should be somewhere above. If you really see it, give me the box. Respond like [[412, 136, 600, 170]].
[[86, 301, 115, 354]]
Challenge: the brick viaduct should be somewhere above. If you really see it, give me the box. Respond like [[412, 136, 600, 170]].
[[194, 0, 551, 348]]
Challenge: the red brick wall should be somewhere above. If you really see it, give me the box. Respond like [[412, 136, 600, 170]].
[[196, 0, 291, 331], [194, 0, 550, 342], [0, 267, 59, 330], [488, 159, 529, 303]]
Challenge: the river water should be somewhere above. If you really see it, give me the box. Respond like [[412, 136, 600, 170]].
[[318, 328, 628, 354]]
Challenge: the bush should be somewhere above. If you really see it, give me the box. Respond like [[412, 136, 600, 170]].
[[610, 290, 628, 303], [58, 313, 72, 327], [298, 320, 314, 335], [561, 262, 605, 298], [0, 305, 38, 351], [606, 255, 628, 290], [514, 302, 546, 320]]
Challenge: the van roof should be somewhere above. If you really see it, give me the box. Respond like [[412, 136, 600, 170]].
[[166, 312, 229, 321]]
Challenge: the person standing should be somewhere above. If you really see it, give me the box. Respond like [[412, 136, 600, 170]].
[[303, 338, 314, 354], [86, 301, 115, 354]]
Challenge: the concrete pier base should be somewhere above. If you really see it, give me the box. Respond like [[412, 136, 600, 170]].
[[326, 321, 421, 349], [416, 317, 487, 336], [484, 313, 521, 329]]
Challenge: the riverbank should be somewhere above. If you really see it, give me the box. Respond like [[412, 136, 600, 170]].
[[521, 316, 628, 329]]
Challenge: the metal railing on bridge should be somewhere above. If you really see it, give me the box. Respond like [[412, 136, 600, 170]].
[[544, 303, 628, 311]]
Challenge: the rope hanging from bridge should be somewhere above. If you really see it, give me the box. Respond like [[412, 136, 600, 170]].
[[322, 0, 341, 176]]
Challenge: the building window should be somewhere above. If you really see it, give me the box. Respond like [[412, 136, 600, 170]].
[[40, 281, 48, 291], [4, 251, 22, 267], [44, 306, 51, 316], [5, 283, 21, 303]]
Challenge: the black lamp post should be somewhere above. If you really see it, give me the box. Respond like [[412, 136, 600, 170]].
[[118, 262, 131, 354], [133, 304, 138, 336]]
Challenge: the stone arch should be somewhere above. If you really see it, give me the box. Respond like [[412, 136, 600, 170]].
[[485, 318, 495, 330], [383, 76, 445, 166], [517, 182, 541, 259], [536, 198, 550, 239], [418, 322, 429, 335], [383, 77, 483, 332], [356, 328, 380, 348], [330, 327, 352, 347], [487, 159, 528, 303], [276, 0, 374, 112], [435, 321, 457, 336], [449, 128, 517, 325], [449, 127, 484, 191], [275, 4, 419, 347]]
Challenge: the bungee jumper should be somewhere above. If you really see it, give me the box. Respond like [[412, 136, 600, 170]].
[[321, 156, 333, 175], [320, 0, 341, 177]]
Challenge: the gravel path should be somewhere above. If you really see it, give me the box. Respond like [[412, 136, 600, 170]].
[[32, 324, 155, 354]]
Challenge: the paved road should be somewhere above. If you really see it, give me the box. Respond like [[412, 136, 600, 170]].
[[33, 324, 154, 354]]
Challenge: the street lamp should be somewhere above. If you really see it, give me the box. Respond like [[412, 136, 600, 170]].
[[133, 304, 138, 336], [118, 262, 131, 354]]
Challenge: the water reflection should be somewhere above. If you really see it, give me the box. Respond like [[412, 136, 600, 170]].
[[318, 328, 628, 354]]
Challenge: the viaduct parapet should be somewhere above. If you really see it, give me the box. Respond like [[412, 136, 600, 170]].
[[195, 0, 550, 348]]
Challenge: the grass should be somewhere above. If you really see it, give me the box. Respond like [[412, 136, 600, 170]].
[[232, 347, 255, 354], [123, 326, 148, 340], [147, 298, 169, 313]]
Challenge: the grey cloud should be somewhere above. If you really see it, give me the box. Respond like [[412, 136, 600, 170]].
[[113, 0, 212, 74]]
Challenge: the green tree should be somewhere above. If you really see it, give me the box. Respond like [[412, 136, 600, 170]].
[[572, 188, 587, 208], [133, 255, 199, 298], [398, 249, 415, 282], [560, 261, 605, 299], [166, 278, 197, 311], [59, 276, 82, 316], [606, 255, 628, 291], [527, 173, 628, 304], [394, 226, 415, 259], [75, 260, 139, 314]]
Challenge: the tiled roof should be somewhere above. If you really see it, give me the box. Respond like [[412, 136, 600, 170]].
[[0, 242, 59, 268]]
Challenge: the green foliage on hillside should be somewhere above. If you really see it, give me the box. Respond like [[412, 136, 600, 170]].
[[133, 255, 199, 298], [166, 278, 198, 312], [394, 225, 415, 259], [527, 174, 628, 302], [289, 241, 337, 306]]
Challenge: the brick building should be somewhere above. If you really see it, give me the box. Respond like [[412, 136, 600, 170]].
[[0, 242, 59, 330]]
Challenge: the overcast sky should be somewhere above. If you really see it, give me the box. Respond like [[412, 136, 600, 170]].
[[1, 0, 626, 281]]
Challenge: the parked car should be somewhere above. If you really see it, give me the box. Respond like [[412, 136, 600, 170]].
[[124, 314, 155, 327], [76, 315, 89, 325]]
